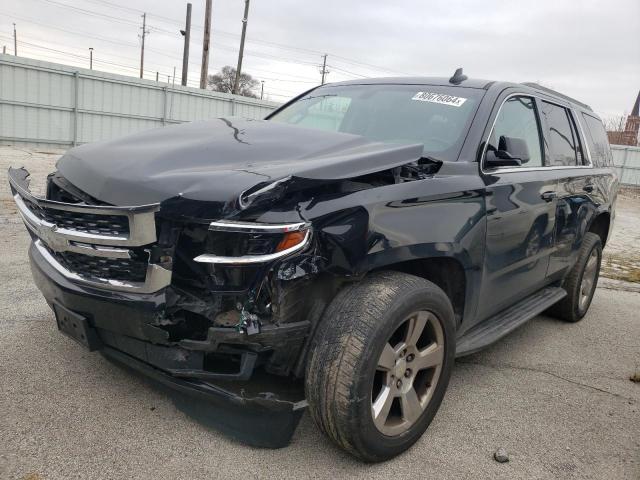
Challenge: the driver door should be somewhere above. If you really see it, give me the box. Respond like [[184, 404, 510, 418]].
[[477, 94, 558, 321]]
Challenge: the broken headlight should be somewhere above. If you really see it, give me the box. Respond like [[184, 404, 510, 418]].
[[193, 220, 311, 265]]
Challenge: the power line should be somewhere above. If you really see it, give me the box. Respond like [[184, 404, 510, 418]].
[[0, 35, 173, 76], [328, 64, 368, 78], [41, 0, 140, 27], [0, 15, 324, 83], [40, 0, 409, 77]]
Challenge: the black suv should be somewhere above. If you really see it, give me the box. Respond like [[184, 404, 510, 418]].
[[9, 71, 617, 461]]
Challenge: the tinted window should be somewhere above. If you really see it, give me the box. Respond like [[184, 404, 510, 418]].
[[270, 84, 484, 162], [488, 96, 543, 167], [582, 113, 613, 167], [541, 101, 584, 166]]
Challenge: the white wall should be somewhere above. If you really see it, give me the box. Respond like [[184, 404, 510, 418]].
[[611, 145, 640, 186], [0, 54, 280, 148]]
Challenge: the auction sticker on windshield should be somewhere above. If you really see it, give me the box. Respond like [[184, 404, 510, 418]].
[[411, 92, 467, 107]]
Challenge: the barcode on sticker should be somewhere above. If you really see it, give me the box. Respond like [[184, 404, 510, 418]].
[[412, 92, 467, 107]]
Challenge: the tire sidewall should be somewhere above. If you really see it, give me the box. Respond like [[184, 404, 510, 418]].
[[347, 282, 456, 460], [574, 236, 602, 319]]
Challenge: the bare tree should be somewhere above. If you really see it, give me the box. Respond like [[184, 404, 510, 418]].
[[603, 113, 628, 133], [208, 66, 259, 98]]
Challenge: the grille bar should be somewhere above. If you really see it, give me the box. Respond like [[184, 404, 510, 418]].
[[9, 168, 158, 247], [34, 240, 171, 294], [9, 167, 171, 293]]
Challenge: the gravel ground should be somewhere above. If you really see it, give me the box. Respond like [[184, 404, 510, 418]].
[[1, 146, 639, 479]]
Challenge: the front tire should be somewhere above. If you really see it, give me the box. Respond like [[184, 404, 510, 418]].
[[547, 232, 602, 322], [305, 271, 456, 462]]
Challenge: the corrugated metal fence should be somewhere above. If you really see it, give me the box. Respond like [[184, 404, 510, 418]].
[[611, 145, 640, 187], [0, 54, 280, 147]]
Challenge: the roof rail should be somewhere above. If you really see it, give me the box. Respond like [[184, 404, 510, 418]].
[[522, 82, 593, 111]]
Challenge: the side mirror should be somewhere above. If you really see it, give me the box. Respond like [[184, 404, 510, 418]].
[[484, 136, 530, 168], [485, 149, 522, 168]]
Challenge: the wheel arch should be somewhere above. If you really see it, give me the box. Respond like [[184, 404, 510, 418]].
[[373, 256, 467, 328], [587, 211, 611, 247]]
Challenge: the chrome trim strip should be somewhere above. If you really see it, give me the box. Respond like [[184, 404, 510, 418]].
[[15, 193, 132, 247], [9, 170, 158, 247], [194, 229, 311, 264], [483, 165, 595, 175], [66, 242, 133, 259], [208, 220, 310, 234], [480, 92, 595, 175], [34, 240, 171, 294]]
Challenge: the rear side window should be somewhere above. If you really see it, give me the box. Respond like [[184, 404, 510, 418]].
[[581, 113, 613, 167], [541, 101, 584, 166]]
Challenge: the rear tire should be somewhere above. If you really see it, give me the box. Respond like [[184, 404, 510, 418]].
[[305, 271, 456, 462], [547, 232, 602, 322]]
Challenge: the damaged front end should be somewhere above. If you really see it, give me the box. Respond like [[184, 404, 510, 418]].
[[9, 166, 324, 447], [8, 113, 445, 446]]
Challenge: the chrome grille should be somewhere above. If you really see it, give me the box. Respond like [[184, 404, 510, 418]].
[[50, 247, 149, 283], [23, 198, 130, 236], [9, 167, 171, 293]]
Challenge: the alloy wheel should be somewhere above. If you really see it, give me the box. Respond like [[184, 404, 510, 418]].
[[579, 248, 599, 311], [371, 311, 445, 436]]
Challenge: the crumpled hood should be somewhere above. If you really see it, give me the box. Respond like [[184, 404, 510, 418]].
[[57, 117, 423, 206]]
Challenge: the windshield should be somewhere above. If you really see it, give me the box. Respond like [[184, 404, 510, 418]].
[[269, 84, 484, 162]]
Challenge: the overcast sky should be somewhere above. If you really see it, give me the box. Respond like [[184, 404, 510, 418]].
[[1, 0, 638, 117]]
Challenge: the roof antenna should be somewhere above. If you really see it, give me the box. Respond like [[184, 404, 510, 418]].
[[449, 67, 467, 85]]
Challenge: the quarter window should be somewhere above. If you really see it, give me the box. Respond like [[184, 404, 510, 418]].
[[582, 113, 613, 167], [487, 96, 543, 167], [541, 101, 584, 166]]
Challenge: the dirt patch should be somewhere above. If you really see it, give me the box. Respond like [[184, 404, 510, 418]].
[[601, 252, 640, 283]]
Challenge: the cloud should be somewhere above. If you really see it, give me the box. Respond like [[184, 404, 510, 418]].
[[1, 0, 638, 115]]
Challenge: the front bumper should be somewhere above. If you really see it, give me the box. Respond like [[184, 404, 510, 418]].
[[29, 240, 307, 447]]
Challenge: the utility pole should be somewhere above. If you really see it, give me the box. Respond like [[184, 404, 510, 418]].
[[320, 54, 328, 84], [233, 0, 250, 95], [260, 80, 264, 100], [2, 46, 6, 55], [139, 13, 148, 79], [200, 0, 212, 89], [89, 47, 93, 69], [180, 3, 192, 86], [13, 23, 17, 56], [156, 71, 159, 82], [172, 66, 176, 86]]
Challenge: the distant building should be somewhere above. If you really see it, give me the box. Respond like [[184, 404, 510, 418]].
[[608, 91, 640, 146]]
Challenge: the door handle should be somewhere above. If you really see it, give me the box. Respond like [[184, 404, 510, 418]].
[[583, 184, 594, 193], [541, 191, 557, 202]]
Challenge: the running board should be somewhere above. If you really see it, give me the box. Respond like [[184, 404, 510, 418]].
[[456, 286, 566, 357]]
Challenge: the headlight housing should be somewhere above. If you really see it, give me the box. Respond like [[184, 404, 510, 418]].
[[193, 220, 311, 265]]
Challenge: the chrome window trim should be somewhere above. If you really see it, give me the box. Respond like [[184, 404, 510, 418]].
[[194, 228, 312, 265], [34, 240, 171, 294], [208, 220, 310, 234], [480, 92, 595, 175]]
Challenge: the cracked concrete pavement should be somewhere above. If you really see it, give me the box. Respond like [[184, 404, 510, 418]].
[[1, 146, 639, 479]]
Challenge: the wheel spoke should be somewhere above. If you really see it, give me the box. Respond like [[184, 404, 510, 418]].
[[377, 343, 396, 371], [413, 342, 444, 371], [405, 312, 429, 348], [372, 385, 394, 430], [401, 386, 423, 424]]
